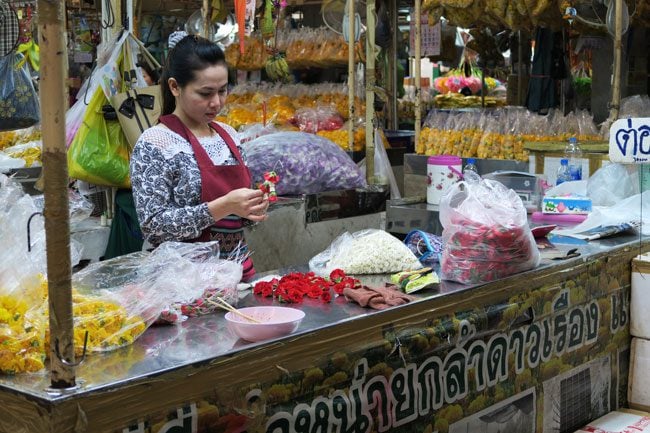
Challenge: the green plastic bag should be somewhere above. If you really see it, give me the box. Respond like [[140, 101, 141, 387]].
[[67, 87, 131, 188]]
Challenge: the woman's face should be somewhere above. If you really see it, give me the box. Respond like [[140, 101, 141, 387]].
[[141, 67, 154, 86], [169, 64, 228, 126]]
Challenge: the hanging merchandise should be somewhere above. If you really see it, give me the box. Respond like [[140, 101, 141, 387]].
[[67, 86, 132, 188], [72, 13, 94, 64], [12, 6, 37, 72], [110, 41, 162, 147], [0, 1, 19, 57], [0, 53, 40, 131], [526, 28, 565, 113], [234, 0, 246, 54], [67, 32, 154, 188], [263, 1, 292, 83]]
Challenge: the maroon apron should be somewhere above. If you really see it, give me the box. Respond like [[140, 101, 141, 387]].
[[158, 114, 255, 281]]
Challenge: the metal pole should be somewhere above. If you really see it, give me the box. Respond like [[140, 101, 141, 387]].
[[365, 0, 376, 183], [388, 0, 398, 130], [517, 30, 524, 105], [610, 0, 623, 121], [414, 0, 421, 154], [348, 0, 355, 153], [126, 0, 134, 32], [37, 0, 76, 389]]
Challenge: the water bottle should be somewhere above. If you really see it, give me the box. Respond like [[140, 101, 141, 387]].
[[556, 159, 571, 185], [463, 158, 479, 182], [565, 137, 583, 180]]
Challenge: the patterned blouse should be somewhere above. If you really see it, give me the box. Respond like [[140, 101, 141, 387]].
[[130, 123, 247, 246]]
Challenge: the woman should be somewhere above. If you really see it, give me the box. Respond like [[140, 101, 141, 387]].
[[130, 35, 268, 281], [136, 55, 160, 86]]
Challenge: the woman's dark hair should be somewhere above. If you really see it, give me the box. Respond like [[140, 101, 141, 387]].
[[161, 35, 228, 116], [137, 55, 160, 84]]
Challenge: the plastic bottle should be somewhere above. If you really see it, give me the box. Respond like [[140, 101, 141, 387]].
[[565, 137, 583, 180], [463, 158, 479, 177], [556, 159, 571, 185]]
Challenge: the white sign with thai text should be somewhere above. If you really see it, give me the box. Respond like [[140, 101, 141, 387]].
[[609, 117, 650, 164]]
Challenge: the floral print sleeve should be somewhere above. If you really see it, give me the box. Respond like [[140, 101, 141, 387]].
[[130, 127, 214, 246]]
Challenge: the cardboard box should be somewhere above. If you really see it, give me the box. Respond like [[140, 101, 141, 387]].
[[630, 338, 650, 412], [574, 409, 650, 432], [632, 254, 650, 339], [542, 195, 592, 214]]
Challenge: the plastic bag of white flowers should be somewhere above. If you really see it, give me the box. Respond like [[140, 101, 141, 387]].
[[309, 229, 423, 276]]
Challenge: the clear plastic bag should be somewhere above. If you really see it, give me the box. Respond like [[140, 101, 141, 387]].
[[152, 242, 243, 324], [0, 175, 81, 374], [71, 241, 242, 343], [439, 178, 540, 284], [244, 131, 366, 195], [309, 229, 422, 276], [587, 163, 639, 207], [291, 105, 344, 133]]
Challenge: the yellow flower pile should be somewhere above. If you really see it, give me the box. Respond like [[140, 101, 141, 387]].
[[417, 109, 602, 161], [0, 131, 18, 151], [44, 291, 147, 356], [225, 84, 365, 125], [0, 294, 46, 374], [0, 127, 43, 166], [317, 127, 365, 152], [0, 276, 147, 375], [6, 146, 41, 167]]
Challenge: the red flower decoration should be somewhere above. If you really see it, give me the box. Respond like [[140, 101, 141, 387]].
[[329, 268, 346, 283], [252, 270, 359, 304]]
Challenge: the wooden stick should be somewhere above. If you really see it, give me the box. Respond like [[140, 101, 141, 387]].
[[207, 297, 262, 323], [610, 0, 623, 122], [38, 0, 76, 389], [414, 0, 422, 156], [347, 0, 355, 153]]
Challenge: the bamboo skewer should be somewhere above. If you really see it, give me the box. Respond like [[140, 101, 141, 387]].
[[207, 297, 262, 324]]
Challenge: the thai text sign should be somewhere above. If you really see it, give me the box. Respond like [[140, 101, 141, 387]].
[[609, 117, 650, 163]]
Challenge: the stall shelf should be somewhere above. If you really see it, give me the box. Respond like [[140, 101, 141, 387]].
[[0, 235, 646, 433], [525, 140, 610, 184]]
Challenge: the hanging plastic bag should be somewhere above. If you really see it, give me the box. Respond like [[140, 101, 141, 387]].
[[67, 87, 132, 188], [0, 53, 40, 131], [439, 178, 540, 284]]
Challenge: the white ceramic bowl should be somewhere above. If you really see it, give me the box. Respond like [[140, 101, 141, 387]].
[[225, 306, 305, 342]]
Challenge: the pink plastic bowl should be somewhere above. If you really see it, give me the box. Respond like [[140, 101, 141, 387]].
[[225, 306, 305, 342]]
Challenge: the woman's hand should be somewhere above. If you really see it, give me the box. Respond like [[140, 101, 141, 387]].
[[207, 188, 269, 222]]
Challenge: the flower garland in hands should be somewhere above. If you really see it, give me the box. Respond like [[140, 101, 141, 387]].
[[253, 269, 360, 303], [259, 171, 279, 202]]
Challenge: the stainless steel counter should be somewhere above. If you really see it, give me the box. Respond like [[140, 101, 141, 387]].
[[0, 233, 645, 404]]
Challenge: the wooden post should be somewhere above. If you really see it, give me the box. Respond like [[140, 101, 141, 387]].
[[414, 0, 421, 154], [387, 0, 398, 131], [610, 0, 623, 122], [365, 0, 376, 183], [202, 0, 212, 39], [347, 0, 355, 153], [37, 0, 76, 389]]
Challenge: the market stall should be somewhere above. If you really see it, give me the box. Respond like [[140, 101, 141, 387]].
[[0, 234, 645, 432]]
